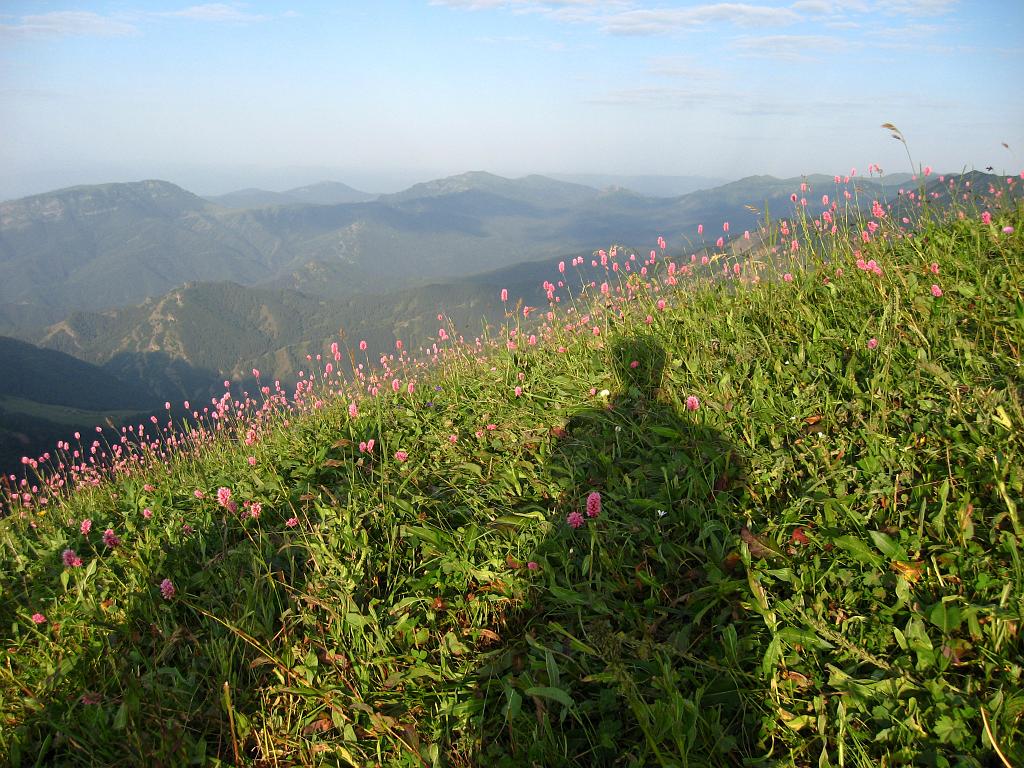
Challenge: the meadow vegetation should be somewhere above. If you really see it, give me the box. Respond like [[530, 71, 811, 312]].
[[1, 168, 1022, 766]]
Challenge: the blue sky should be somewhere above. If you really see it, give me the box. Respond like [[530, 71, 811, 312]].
[[1, 0, 1022, 197]]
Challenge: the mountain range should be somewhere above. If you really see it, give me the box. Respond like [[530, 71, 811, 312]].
[[205, 180, 377, 208], [0, 168, 993, 471], [0, 170, 915, 326]]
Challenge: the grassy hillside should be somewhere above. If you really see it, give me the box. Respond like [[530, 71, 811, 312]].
[[1, 175, 1022, 766]]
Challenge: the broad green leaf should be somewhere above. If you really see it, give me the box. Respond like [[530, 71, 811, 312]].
[[833, 535, 883, 566], [524, 686, 574, 710]]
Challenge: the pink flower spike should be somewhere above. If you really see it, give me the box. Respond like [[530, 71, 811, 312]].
[[217, 487, 232, 507], [62, 548, 82, 568], [102, 528, 120, 548], [930, 284, 943, 298], [394, 450, 409, 462], [567, 511, 585, 529], [686, 396, 700, 412], [31, 612, 47, 625], [586, 491, 602, 518], [80, 519, 92, 535], [160, 578, 176, 600]]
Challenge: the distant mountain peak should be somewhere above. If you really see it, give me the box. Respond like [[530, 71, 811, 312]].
[[206, 180, 375, 208]]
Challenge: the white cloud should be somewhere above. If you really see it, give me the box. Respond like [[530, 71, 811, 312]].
[[732, 33, 853, 60], [601, 4, 801, 35], [162, 4, 268, 23], [792, 0, 869, 13], [882, 0, 958, 15], [0, 11, 138, 39], [430, 0, 616, 10]]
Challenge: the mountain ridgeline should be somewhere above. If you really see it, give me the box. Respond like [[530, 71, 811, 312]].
[[0, 169, 1005, 472], [0, 170, 919, 323]]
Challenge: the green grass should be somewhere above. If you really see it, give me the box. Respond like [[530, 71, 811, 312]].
[[1, 191, 1022, 766]]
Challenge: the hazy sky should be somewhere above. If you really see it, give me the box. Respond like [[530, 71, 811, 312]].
[[1, 0, 1022, 198]]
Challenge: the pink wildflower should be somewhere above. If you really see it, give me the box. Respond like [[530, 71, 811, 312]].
[[247, 456, 257, 466], [981, 211, 992, 225], [143, 508, 153, 519], [514, 386, 523, 397], [527, 561, 539, 571], [249, 503, 262, 519], [394, 450, 408, 462], [867, 338, 878, 350], [194, 490, 205, 499], [930, 284, 943, 298], [783, 273, 794, 282], [80, 519, 92, 535], [286, 517, 298, 528], [586, 491, 602, 518], [216, 487, 232, 507], [566, 511, 585, 529], [930, 262, 939, 275], [348, 402, 359, 419], [102, 528, 120, 548], [686, 396, 700, 412], [62, 548, 82, 568], [31, 613, 47, 625], [160, 578, 176, 600]]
